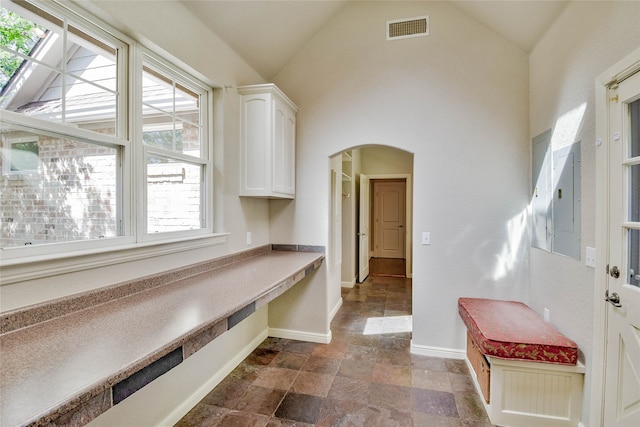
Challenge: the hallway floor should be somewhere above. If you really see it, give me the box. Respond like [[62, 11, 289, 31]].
[[175, 274, 492, 426]]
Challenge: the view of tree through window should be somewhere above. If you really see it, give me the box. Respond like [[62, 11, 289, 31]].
[[0, 6, 46, 90]]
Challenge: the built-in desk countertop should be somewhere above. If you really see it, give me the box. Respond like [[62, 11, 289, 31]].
[[0, 245, 324, 427]]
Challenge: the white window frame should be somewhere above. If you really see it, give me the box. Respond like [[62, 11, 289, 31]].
[[138, 50, 213, 242], [0, 0, 224, 282], [1, 135, 40, 175]]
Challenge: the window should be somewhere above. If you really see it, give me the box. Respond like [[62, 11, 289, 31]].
[[141, 57, 210, 237], [0, 0, 214, 261], [2, 136, 39, 174]]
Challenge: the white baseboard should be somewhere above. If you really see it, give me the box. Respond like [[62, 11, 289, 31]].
[[269, 327, 332, 344], [341, 277, 356, 288], [330, 297, 343, 322], [410, 341, 466, 359], [162, 328, 269, 426]]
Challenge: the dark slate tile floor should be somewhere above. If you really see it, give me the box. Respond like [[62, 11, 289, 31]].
[[175, 273, 493, 426]]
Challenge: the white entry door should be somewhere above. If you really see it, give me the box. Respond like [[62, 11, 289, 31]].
[[603, 69, 640, 427], [374, 180, 405, 258], [358, 174, 370, 282]]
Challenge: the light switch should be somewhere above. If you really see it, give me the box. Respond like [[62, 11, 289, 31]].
[[585, 246, 596, 268], [421, 232, 431, 245]]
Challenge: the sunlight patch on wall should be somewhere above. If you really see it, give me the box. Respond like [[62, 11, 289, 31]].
[[550, 102, 587, 150], [493, 209, 528, 281], [363, 315, 412, 335]]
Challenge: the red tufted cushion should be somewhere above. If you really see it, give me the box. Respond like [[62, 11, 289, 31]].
[[458, 298, 578, 365]]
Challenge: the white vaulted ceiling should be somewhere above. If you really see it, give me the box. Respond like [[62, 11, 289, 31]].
[[181, 0, 569, 80]]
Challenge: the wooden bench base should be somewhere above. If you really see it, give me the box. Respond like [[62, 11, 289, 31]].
[[466, 332, 491, 403], [465, 337, 585, 427]]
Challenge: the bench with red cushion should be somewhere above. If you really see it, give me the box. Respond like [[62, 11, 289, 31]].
[[458, 297, 578, 365]]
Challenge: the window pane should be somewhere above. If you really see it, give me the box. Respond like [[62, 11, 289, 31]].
[[629, 229, 640, 288], [143, 113, 182, 152], [1, 4, 119, 136], [142, 67, 174, 115], [630, 99, 640, 158], [146, 155, 202, 233], [0, 4, 58, 90], [178, 118, 200, 157], [142, 65, 202, 156], [631, 164, 640, 223], [65, 81, 117, 132], [176, 84, 200, 127], [1, 126, 119, 248]]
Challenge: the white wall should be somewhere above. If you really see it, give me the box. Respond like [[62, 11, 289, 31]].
[[360, 145, 413, 176], [529, 1, 640, 424], [273, 0, 530, 354]]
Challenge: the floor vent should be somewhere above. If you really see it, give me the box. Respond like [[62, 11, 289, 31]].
[[387, 16, 429, 40]]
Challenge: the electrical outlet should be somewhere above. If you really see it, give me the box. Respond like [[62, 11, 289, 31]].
[[246, 232, 252, 245], [544, 308, 550, 322]]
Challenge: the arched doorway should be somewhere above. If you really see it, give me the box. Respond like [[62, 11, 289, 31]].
[[329, 145, 414, 287]]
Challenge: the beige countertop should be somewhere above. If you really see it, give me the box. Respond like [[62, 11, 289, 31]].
[[0, 247, 324, 427]]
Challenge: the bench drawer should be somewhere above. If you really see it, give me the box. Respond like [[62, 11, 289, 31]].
[[467, 332, 490, 403]]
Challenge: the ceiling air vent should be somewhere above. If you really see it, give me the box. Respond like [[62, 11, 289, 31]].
[[387, 16, 429, 41]]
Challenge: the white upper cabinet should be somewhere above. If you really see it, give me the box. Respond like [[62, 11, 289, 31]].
[[238, 84, 298, 199]]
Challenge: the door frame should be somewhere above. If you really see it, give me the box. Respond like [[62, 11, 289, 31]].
[[365, 173, 413, 278], [358, 174, 371, 282], [592, 47, 640, 427]]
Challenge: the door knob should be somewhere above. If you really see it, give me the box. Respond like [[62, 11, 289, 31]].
[[610, 265, 620, 278], [605, 290, 622, 308]]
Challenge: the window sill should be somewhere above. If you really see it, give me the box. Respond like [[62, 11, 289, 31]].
[[0, 233, 229, 285]]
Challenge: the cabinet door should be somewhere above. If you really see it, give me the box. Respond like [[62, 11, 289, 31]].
[[272, 97, 295, 195], [283, 107, 296, 195], [242, 95, 271, 194]]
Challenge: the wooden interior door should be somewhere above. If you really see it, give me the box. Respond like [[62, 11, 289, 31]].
[[373, 180, 405, 259], [603, 70, 640, 427], [358, 174, 370, 282]]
